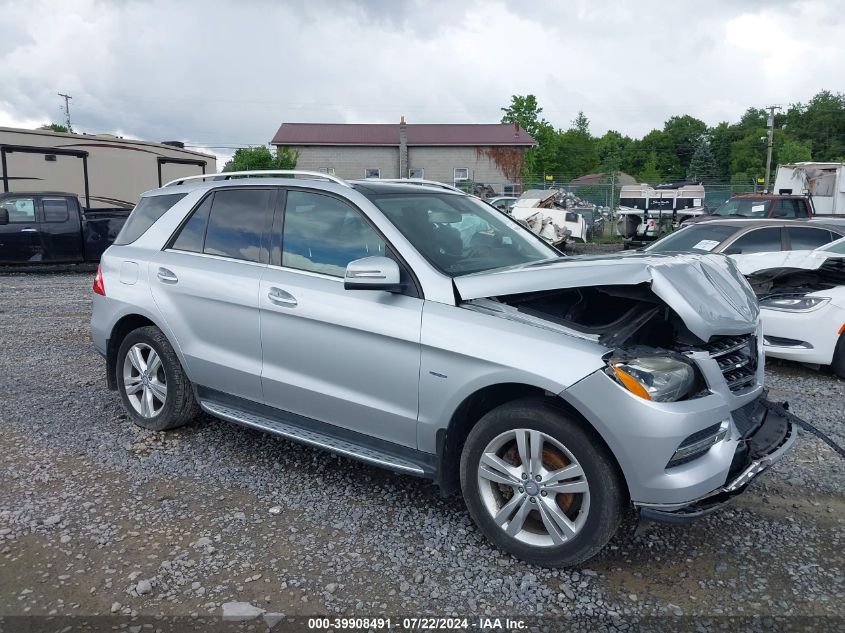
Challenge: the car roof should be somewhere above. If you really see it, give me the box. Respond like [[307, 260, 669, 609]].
[[729, 193, 808, 200], [689, 218, 834, 228], [146, 177, 466, 198]]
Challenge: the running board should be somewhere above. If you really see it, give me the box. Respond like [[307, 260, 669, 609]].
[[200, 400, 428, 476]]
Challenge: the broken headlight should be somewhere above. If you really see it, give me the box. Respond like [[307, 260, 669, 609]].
[[759, 295, 830, 312], [607, 355, 696, 402]]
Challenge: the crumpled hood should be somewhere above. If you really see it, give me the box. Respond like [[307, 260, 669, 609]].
[[454, 252, 760, 342]]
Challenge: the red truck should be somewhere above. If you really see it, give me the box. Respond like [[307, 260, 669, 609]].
[[684, 194, 814, 224]]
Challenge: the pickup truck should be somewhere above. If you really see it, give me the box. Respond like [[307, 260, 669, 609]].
[[682, 193, 814, 225], [0, 192, 130, 264]]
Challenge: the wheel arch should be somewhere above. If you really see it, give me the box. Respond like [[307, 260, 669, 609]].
[[435, 382, 629, 500], [106, 313, 178, 390]]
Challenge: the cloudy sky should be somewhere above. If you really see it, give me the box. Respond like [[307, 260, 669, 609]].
[[0, 0, 841, 165]]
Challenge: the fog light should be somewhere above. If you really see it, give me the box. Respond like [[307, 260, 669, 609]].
[[667, 419, 730, 468]]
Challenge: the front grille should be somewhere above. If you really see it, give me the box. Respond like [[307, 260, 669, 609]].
[[700, 334, 758, 393]]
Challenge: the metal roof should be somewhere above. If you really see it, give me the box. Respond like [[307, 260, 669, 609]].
[[270, 123, 537, 147]]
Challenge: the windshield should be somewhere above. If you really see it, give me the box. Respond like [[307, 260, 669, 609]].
[[714, 198, 771, 218], [645, 224, 738, 253], [368, 193, 559, 276]]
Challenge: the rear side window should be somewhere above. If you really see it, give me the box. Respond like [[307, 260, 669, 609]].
[[203, 189, 270, 263], [170, 194, 213, 253], [114, 193, 187, 245], [723, 227, 782, 254], [43, 198, 69, 223], [786, 227, 838, 250]]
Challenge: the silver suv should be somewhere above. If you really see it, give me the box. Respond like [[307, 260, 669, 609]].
[[91, 171, 796, 567]]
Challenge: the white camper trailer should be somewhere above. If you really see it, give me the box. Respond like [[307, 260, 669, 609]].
[[773, 162, 845, 216], [0, 127, 216, 209]]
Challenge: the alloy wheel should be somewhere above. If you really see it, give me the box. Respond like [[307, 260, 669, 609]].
[[476, 428, 590, 547], [122, 343, 167, 418]]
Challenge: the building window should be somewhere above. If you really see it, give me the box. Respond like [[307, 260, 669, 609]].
[[409, 168, 424, 179], [318, 168, 336, 176], [454, 168, 469, 181], [364, 168, 380, 179]]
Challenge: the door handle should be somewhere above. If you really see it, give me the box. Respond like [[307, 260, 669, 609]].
[[20, 227, 37, 233], [268, 286, 297, 307], [157, 267, 178, 284]]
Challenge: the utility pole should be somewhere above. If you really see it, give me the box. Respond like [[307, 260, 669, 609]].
[[763, 105, 780, 192], [57, 93, 73, 133]]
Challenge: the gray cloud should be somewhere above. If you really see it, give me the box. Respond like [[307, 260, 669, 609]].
[[0, 0, 841, 167]]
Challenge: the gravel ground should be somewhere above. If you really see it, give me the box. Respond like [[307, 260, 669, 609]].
[[0, 269, 843, 631]]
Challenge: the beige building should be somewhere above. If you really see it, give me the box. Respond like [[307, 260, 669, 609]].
[[0, 127, 216, 208], [270, 119, 536, 195]]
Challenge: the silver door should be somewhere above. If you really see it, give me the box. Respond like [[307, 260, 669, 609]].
[[149, 188, 274, 403], [259, 189, 423, 448]]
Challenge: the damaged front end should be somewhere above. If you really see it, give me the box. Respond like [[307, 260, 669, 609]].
[[457, 252, 797, 520]]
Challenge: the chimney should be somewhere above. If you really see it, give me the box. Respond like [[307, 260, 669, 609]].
[[513, 122, 520, 137], [399, 116, 408, 178]]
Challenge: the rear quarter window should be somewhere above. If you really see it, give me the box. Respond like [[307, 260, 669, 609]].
[[113, 193, 187, 245]]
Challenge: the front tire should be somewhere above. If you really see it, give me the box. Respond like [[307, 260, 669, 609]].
[[116, 326, 199, 431], [460, 398, 625, 567], [832, 333, 845, 379]]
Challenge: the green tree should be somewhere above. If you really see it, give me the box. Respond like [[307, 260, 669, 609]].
[[776, 137, 812, 164], [500, 94, 548, 139], [38, 123, 69, 133], [223, 146, 298, 172], [686, 138, 718, 183], [637, 152, 662, 184], [663, 115, 708, 178], [500, 94, 560, 181]]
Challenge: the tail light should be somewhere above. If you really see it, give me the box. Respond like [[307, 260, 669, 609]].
[[93, 265, 106, 296]]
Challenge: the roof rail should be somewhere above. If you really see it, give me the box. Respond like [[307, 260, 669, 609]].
[[163, 170, 352, 188], [372, 178, 467, 194]]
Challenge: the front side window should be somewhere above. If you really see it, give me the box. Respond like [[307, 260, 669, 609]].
[[114, 193, 187, 245], [786, 227, 839, 250], [43, 198, 69, 223], [364, 168, 380, 179], [773, 199, 800, 218], [369, 193, 558, 276], [1, 197, 36, 223], [282, 190, 386, 277], [203, 189, 270, 263], [723, 227, 783, 254]]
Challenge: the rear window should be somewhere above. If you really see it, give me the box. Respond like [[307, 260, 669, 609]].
[[646, 224, 738, 253], [113, 193, 187, 245]]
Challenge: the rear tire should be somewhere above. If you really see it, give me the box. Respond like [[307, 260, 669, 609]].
[[832, 333, 845, 379], [459, 397, 625, 567], [116, 326, 199, 431]]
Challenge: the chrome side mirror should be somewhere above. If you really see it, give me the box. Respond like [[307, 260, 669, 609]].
[[344, 256, 403, 292]]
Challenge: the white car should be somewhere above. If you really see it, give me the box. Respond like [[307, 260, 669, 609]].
[[734, 237, 845, 376]]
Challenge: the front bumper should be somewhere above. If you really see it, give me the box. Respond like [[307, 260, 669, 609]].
[[637, 397, 796, 522]]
